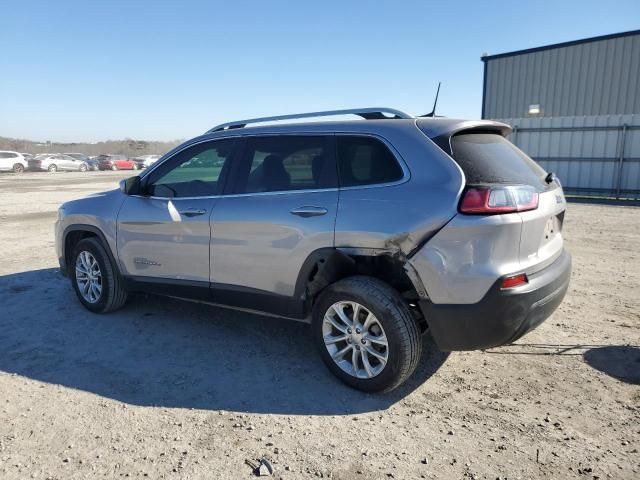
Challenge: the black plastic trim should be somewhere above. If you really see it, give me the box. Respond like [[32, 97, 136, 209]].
[[420, 250, 572, 351], [61, 224, 117, 277], [210, 282, 296, 317], [122, 276, 305, 319], [123, 276, 212, 300]]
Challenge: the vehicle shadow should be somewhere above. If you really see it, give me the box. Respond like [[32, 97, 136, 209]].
[[0, 268, 449, 415], [485, 343, 640, 385], [583, 346, 640, 385], [483, 343, 622, 356]]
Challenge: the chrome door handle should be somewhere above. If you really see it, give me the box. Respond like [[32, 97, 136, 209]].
[[179, 208, 207, 217], [290, 206, 328, 217]]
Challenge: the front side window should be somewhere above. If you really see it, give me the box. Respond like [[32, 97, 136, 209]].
[[336, 136, 404, 187], [235, 136, 336, 194], [145, 139, 236, 198]]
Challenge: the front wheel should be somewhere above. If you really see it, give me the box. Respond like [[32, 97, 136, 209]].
[[111, 165, 118, 171], [48, 164, 58, 172], [13, 163, 25, 173], [312, 276, 422, 393], [71, 237, 128, 313], [132, 163, 139, 170], [79, 163, 88, 172]]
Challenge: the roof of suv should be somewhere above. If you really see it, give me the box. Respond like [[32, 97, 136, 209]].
[[199, 117, 511, 143], [201, 108, 511, 140]]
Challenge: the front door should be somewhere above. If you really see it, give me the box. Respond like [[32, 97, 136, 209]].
[[117, 138, 238, 284], [209, 135, 338, 315]]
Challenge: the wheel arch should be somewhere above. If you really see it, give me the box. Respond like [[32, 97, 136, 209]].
[[63, 225, 118, 276], [293, 247, 428, 331]]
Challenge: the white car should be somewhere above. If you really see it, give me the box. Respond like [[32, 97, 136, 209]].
[[28, 154, 90, 172], [0, 151, 28, 173], [135, 155, 162, 168]]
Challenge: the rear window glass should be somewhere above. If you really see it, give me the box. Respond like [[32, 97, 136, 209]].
[[337, 136, 403, 187], [451, 133, 548, 189]]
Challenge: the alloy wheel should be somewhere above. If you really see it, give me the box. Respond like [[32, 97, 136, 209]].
[[322, 301, 389, 379], [75, 251, 103, 303]]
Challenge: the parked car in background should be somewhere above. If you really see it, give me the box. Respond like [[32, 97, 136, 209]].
[[28, 153, 90, 172], [132, 154, 161, 169], [0, 151, 28, 173], [96, 154, 138, 171], [21, 153, 34, 162], [64, 153, 99, 171], [86, 158, 100, 171]]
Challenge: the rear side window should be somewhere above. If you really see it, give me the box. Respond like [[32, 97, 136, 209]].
[[0, 152, 17, 159], [337, 136, 403, 187], [451, 133, 548, 189], [236, 136, 336, 194]]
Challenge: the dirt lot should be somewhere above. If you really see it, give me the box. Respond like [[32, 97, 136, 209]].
[[0, 171, 638, 480]]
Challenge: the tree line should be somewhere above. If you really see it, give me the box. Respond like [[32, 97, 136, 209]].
[[0, 136, 184, 157]]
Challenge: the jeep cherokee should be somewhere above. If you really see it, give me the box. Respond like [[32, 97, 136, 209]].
[[55, 108, 571, 392]]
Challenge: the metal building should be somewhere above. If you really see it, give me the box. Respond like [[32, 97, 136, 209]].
[[481, 30, 640, 199]]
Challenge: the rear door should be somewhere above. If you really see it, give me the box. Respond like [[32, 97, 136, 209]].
[[450, 132, 566, 272], [208, 135, 338, 314], [117, 138, 238, 284]]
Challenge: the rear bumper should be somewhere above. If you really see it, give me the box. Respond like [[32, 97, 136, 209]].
[[419, 249, 571, 351]]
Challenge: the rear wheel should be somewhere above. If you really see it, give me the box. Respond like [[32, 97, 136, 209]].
[[312, 276, 422, 392], [12, 163, 25, 173], [111, 164, 118, 171], [71, 237, 128, 313], [48, 164, 57, 172], [132, 163, 139, 170], [79, 163, 88, 172]]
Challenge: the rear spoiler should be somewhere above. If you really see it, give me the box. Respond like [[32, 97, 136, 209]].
[[416, 118, 512, 139], [417, 118, 512, 156]]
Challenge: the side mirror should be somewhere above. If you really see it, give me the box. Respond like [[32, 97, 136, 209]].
[[119, 176, 142, 195]]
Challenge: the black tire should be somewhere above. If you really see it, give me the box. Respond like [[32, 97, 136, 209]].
[[48, 164, 57, 172], [79, 163, 88, 172], [71, 237, 128, 313], [13, 163, 25, 173], [312, 276, 422, 393]]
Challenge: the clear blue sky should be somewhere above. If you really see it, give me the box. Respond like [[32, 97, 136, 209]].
[[1, 0, 638, 142]]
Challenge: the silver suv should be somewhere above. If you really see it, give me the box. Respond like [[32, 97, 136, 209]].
[[55, 108, 571, 392]]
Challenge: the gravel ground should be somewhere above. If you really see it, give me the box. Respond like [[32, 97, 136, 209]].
[[0, 171, 638, 480]]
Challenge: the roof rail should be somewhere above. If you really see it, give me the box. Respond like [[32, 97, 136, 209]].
[[206, 107, 412, 133]]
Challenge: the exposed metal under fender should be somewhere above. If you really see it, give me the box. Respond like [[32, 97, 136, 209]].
[[337, 247, 429, 300]]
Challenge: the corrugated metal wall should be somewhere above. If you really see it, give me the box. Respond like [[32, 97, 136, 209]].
[[498, 115, 640, 200], [483, 33, 640, 119]]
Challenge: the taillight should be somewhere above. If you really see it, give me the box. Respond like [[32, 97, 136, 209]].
[[459, 185, 539, 215], [501, 273, 528, 289]]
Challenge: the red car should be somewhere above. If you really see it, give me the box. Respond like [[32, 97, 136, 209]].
[[96, 154, 139, 171]]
